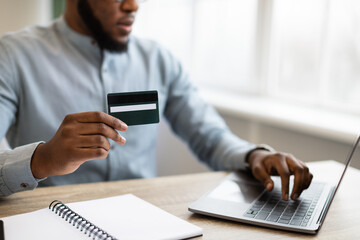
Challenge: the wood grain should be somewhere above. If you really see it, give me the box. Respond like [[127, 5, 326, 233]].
[[1, 162, 359, 239]]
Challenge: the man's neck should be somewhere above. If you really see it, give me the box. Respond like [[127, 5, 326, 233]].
[[64, 4, 92, 37]]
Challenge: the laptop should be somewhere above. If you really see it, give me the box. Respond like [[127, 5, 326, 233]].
[[188, 135, 360, 234]]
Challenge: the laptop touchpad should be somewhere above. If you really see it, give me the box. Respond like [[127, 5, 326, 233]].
[[208, 179, 264, 204]]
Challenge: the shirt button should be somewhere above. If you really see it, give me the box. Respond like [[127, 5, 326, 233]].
[[20, 183, 29, 188]]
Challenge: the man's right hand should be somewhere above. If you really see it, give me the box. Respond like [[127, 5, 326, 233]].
[[30, 111, 128, 179]]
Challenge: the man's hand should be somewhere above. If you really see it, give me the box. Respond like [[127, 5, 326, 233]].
[[30, 111, 128, 179], [248, 150, 313, 201]]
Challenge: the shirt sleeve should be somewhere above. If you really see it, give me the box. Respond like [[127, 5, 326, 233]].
[[0, 39, 42, 197], [162, 49, 256, 171], [0, 142, 43, 197]]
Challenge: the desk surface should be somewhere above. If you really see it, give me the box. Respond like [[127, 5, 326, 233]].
[[0, 161, 359, 239]]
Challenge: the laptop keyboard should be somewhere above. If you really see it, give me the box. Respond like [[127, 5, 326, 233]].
[[244, 182, 325, 227]]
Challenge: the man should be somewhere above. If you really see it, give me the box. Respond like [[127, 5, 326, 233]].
[[0, 0, 312, 200]]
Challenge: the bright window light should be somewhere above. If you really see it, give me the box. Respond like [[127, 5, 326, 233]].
[[134, 0, 360, 116]]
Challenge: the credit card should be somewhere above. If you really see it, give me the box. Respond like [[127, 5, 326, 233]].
[[107, 91, 159, 126]]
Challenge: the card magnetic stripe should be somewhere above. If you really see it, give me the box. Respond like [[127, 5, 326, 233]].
[[107, 91, 158, 105]]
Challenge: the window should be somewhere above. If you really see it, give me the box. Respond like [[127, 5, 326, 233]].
[[134, 0, 258, 92], [269, 0, 360, 114], [134, 0, 360, 116]]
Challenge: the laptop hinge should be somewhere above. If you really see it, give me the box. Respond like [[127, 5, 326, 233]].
[[317, 187, 336, 224]]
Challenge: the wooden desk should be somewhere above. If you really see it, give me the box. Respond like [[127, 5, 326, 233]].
[[0, 161, 359, 239]]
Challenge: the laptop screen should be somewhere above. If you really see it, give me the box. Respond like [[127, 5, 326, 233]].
[[331, 135, 359, 198]]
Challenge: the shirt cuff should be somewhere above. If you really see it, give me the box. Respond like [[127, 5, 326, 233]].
[[0, 142, 44, 196], [211, 132, 256, 171]]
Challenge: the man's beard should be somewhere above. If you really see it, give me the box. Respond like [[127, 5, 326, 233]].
[[77, 0, 128, 52]]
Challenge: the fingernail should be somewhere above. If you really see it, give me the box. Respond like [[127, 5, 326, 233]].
[[122, 136, 126, 144], [292, 193, 299, 200], [121, 122, 128, 130], [117, 119, 127, 130], [284, 194, 289, 201], [266, 183, 272, 191]]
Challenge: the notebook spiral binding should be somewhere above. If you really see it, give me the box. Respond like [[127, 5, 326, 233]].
[[49, 200, 117, 240]]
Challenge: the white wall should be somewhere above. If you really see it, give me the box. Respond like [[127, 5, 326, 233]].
[[156, 109, 359, 176], [0, 0, 51, 35]]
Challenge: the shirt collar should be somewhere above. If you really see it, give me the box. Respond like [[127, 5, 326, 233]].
[[55, 16, 102, 61], [54, 17, 133, 66]]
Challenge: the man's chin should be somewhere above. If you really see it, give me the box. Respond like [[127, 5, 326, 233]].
[[100, 37, 129, 52]]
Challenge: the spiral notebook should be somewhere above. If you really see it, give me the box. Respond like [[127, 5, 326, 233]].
[[1, 194, 202, 240]]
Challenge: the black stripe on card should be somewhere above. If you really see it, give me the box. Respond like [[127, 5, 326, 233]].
[[107, 91, 158, 105]]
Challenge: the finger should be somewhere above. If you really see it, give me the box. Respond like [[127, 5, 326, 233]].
[[77, 123, 126, 145], [76, 135, 111, 151], [273, 155, 291, 201], [251, 162, 274, 192], [299, 161, 313, 190], [76, 147, 109, 160], [70, 111, 128, 131], [287, 157, 305, 200]]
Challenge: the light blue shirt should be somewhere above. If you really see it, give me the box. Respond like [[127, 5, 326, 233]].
[[0, 18, 255, 197]]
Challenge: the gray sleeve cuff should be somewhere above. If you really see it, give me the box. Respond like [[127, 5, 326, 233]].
[[0, 142, 44, 197], [210, 133, 256, 171]]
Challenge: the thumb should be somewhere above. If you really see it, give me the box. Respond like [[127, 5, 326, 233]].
[[251, 165, 274, 192]]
